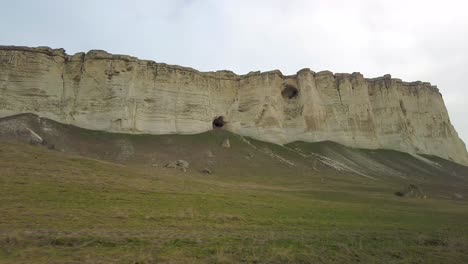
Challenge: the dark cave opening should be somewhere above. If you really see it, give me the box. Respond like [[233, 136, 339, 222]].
[[282, 85, 299, 99], [212, 116, 225, 129]]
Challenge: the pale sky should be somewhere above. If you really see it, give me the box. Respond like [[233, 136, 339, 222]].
[[1, 0, 467, 145]]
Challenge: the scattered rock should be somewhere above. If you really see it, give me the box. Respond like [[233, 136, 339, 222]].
[[28, 139, 41, 146], [115, 139, 134, 162], [261, 147, 272, 155], [201, 168, 212, 174], [245, 153, 254, 159], [395, 184, 426, 198], [165, 160, 190, 172], [40, 139, 55, 150], [177, 160, 189, 168], [206, 150, 215, 158], [261, 147, 295, 167], [165, 162, 177, 169], [221, 139, 231, 148], [22, 128, 43, 145]]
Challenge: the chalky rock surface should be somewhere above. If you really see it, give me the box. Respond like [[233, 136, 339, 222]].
[[1, 46, 467, 165]]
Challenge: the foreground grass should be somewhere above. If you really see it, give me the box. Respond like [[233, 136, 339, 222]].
[[0, 142, 467, 263]]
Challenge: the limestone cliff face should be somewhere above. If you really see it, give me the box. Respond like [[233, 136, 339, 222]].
[[1, 46, 467, 165]]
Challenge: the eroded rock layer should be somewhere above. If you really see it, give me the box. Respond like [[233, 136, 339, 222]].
[[1, 46, 467, 165]]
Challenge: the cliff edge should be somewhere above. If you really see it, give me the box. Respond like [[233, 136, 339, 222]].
[[0, 45, 467, 165]]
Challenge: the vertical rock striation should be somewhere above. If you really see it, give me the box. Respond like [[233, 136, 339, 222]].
[[0, 46, 467, 165]]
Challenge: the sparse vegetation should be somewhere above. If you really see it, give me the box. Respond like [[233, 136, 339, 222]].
[[0, 115, 467, 263]]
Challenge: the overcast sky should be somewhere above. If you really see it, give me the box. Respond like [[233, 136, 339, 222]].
[[1, 0, 467, 145]]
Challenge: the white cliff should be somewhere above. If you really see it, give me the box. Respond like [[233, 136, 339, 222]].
[[0, 46, 467, 165]]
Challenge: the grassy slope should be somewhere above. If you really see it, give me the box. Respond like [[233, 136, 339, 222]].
[[0, 114, 468, 263]]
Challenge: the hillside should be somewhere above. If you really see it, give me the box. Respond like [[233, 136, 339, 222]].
[[1, 114, 468, 263]]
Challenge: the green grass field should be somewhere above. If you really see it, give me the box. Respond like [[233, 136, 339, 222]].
[[1, 114, 468, 263], [1, 141, 468, 263]]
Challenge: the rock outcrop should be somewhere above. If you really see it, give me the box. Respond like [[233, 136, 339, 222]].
[[0, 46, 467, 165]]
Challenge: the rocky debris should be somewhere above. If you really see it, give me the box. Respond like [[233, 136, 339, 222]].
[[2, 124, 44, 146], [165, 160, 190, 172], [206, 150, 215, 158], [39, 139, 55, 150], [395, 184, 426, 198], [201, 168, 212, 174], [115, 139, 134, 162], [308, 152, 375, 179], [261, 147, 296, 167], [0, 116, 61, 150], [165, 163, 177, 168], [221, 139, 231, 148], [24, 128, 43, 145], [177, 160, 189, 169], [245, 153, 254, 159]]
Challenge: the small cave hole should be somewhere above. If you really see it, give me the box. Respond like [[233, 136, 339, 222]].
[[212, 116, 225, 129], [281, 85, 299, 99]]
